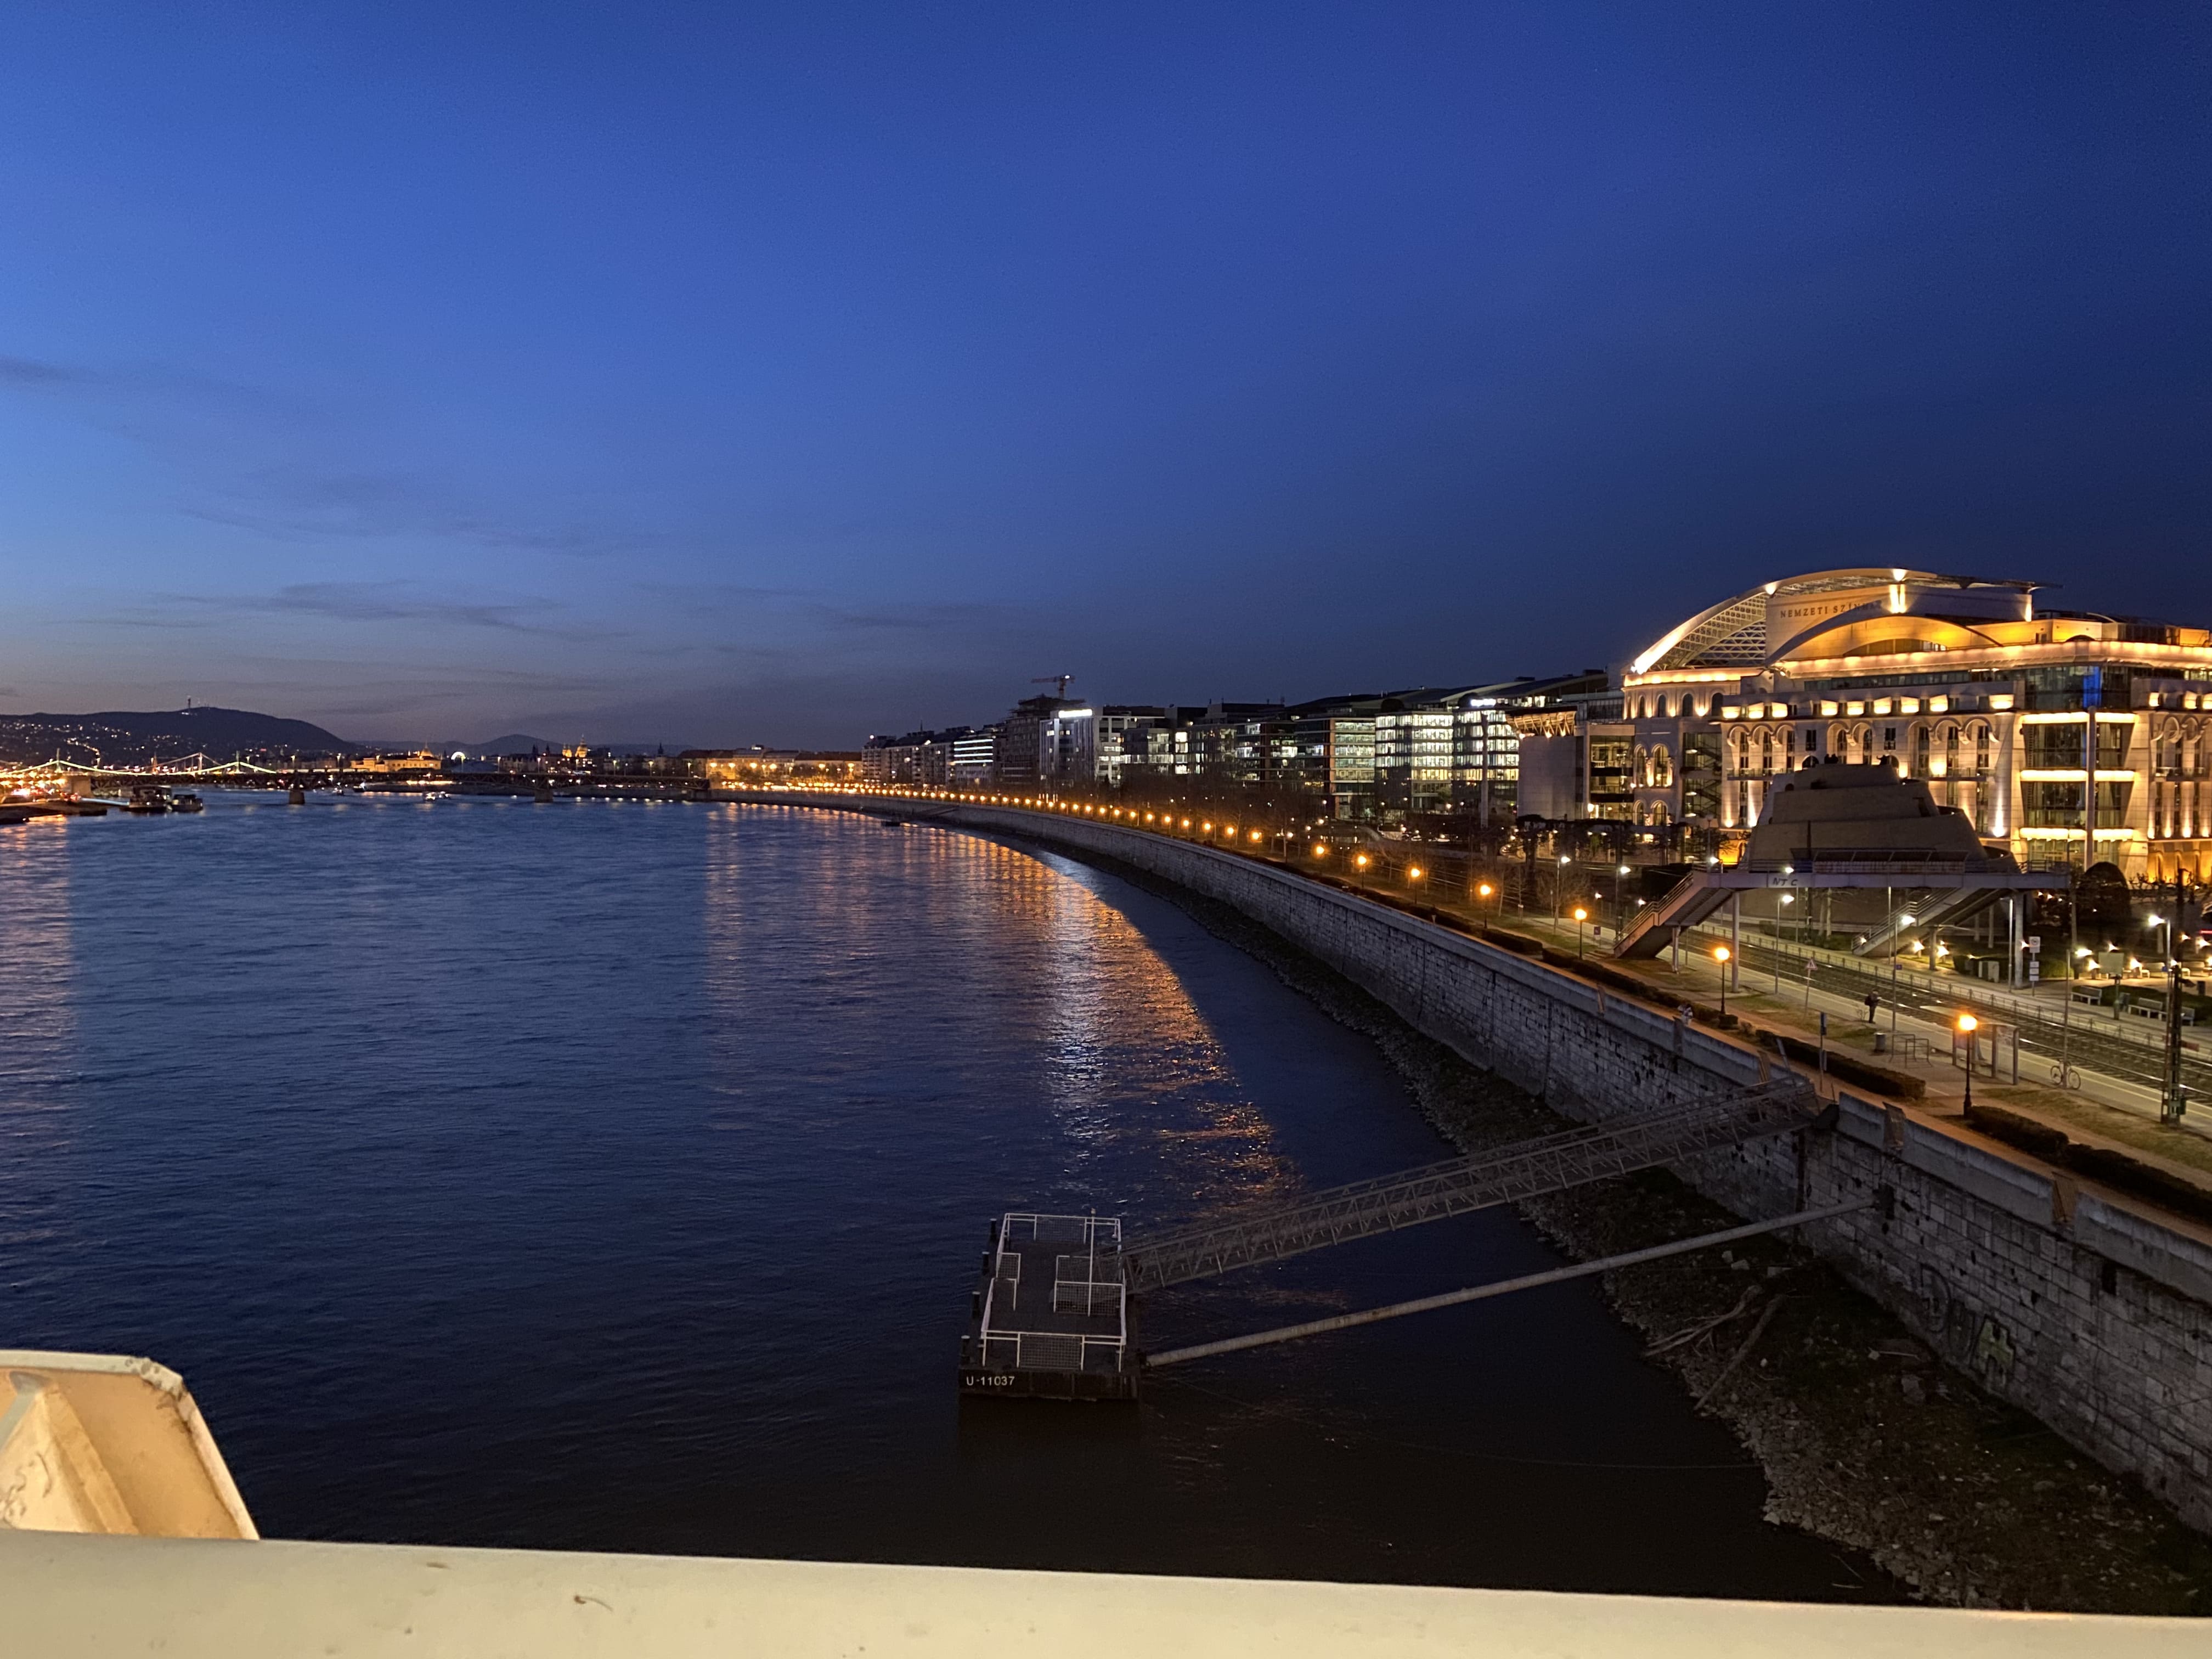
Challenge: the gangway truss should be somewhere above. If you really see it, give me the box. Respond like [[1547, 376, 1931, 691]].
[[1119, 1080, 1821, 1292]]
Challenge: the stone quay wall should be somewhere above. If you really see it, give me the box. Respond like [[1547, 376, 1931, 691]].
[[744, 794, 2212, 1528]]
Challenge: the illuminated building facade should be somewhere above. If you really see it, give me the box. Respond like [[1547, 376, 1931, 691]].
[[994, 696, 1097, 787], [1619, 569, 2212, 882]]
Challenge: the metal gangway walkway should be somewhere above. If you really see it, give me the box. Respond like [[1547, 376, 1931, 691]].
[[1119, 1079, 1821, 1292]]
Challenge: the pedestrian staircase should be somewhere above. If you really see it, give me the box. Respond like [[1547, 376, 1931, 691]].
[[1612, 868, 1737, 960], [1853, 884, 2011, 958]]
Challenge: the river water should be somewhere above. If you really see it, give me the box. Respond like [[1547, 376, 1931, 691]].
[[0, 795, 1886, 1597]]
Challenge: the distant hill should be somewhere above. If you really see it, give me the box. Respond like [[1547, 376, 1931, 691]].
[[472, 732, 559, 755], [0, 706, 358, 766]]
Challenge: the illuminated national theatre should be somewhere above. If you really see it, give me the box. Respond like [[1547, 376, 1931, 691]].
[[1554, 569, 2212, 883]]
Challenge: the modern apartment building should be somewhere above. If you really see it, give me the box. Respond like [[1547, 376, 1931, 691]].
[[1096, 706, 1171, 788], [948, 728, 997, 783], [861, 727, 991, 786], [994, 696, 1098, 788], [1371, 673, 1612, 824]]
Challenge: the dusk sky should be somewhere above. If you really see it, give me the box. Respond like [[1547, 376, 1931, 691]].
[[4, 3, 2205, 747]]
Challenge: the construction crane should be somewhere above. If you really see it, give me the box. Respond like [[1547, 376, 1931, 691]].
[[1031, 674, 1073, 699]]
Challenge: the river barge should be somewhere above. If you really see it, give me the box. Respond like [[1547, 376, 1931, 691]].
[[958, 1212, 1136, 1402]]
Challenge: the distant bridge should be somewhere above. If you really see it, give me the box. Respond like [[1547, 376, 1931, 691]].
[[1, 755, 319, 787]]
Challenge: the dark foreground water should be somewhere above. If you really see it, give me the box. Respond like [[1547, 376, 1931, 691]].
[[0, 796, 1887, 1598]]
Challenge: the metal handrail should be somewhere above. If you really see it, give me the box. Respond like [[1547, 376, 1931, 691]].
[[1613, 868, 1712, 955]]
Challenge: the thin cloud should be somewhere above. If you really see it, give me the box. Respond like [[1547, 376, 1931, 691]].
[[0, 356, 83, 386], [812, 599, 1013, 633], [156, 582, 608, 640], [180, 486, 671, 559], [0, 359, 664, 558]]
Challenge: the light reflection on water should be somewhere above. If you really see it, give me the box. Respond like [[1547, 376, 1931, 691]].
[[0, 821, 77, 1269], [0, 797, 1888, 1601]]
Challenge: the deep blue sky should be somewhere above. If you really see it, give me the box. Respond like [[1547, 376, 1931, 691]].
[[3, 3, 2205, 746]]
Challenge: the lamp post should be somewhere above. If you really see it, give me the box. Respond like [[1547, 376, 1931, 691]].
[[1715, 946, 1731, 1019], [1958, 1013, 1978, 1113], [2166, 948, 2190, 1124], [1573, 905, 1588, 959], [1777, 893, 1794, 992]]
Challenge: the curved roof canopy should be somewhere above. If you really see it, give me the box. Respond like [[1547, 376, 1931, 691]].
[[1629, 569, 2039, 676]]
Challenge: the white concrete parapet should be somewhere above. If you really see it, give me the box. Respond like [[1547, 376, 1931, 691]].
[[2, 1531, 2203, 1658]]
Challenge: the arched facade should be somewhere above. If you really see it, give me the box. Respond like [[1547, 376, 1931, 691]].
[[1613, 566, 2212, 876]]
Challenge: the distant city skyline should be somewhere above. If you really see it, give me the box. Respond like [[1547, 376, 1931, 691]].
[[3, 3, 2206, 749]]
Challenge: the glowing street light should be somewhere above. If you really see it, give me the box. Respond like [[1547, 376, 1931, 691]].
[[1714, 945, 1731, 1018], [1573, 904, 1589, 958]]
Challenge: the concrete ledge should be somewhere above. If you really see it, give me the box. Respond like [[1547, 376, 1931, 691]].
[[2079, 1195, 2212, 1307], [1896, 1122, 2064, 1232], [3, 1531, 2203, 1659]]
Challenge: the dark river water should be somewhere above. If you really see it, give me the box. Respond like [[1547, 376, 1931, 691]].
[[0, 795, 1886, 1598]]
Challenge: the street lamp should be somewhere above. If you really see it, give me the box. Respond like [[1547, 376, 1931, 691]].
[[1573, 905, 1589, 958], [1714, 945, 1731, 1018], [1958, 1013, 1979, 1113]]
